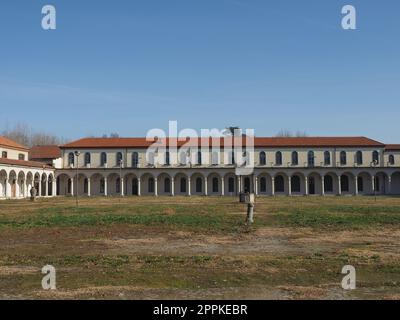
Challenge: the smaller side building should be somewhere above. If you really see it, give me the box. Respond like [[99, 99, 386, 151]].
[[0, 137, 56, 199]]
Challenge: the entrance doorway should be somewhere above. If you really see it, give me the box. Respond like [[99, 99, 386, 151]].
[[132, 179, 138, 195], [309, 177, 315, 195]]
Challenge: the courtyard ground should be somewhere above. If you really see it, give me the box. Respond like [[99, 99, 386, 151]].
[[0, 195, 399, 300]]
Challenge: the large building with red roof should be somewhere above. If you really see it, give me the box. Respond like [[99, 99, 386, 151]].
[[1, 135, 400, 199]]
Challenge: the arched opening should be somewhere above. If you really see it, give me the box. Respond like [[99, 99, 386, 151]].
[[275, 175, 285, 193], [291, 175, 301, 193], [324, 175, 334, 193]]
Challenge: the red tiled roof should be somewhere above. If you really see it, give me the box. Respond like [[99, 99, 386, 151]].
[[253, 137, 385, 148], [0, 136, 29, 151], [0, 158, 53, 169], [62, 136, 385, 149], [385, 144, 400, 151], [30, 145, 61, 160]]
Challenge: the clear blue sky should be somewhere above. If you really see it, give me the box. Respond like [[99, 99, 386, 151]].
[[0, 0, 399, 142]]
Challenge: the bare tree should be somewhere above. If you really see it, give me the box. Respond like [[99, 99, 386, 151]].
[[1, 123, 68, 147], [275, 129, 309, 137], [275, 129, 293, 137]]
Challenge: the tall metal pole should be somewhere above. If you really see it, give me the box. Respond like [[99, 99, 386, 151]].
[[75, 151, 80, 207], [119, 159, 122, 199], [374, 160, 377, 202]]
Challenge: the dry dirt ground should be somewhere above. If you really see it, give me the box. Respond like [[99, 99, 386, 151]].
[[0, 196, 399, 300]]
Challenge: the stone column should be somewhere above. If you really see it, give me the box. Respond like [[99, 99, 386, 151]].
[[338, 175, 342, 196], [271, 177, 275, 196], [188, 177, 191, 196], [137, 177, 141, 196], [321, 175, 325, 196], [121, 178, 125, 196], [354, 176, 358, 196], [53, 178, 57, 196], [87, 178, 91, 197], [305, 176, 308, 195], [371, 176, 375, 194], [104, 177, 108, 196], [154, 177, 158, 196], [24, 181, 28, 198], [221, 177, 225, 196], [38, 178, 42, 197], [171, 177, 175, 196], [388, 175, 392, 195], [237, 176, 241, 194], [254, 176, 258, 195], [70, 178, 74, 196], [204, 176, 208, 196], [288, 176, 292, 196], [45, 178, 48, 197]]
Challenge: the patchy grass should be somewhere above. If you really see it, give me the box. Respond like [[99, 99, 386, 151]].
[[0, 196, 400, 299]]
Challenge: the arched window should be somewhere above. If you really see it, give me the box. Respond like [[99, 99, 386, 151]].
[[260, 177, 267, 193], [132, 152, 139, 168], [116, 178, 121, 194], [372, 151, 379, 164], [324, 151, 331, 165], [308, 151, 315, 167], [164, 178, 171, 193], [116, 152, 123, 166], [291, 175, 301, 193], [228, 177, 235, 193], [357, 177, 363, 192], [148, 178, 154, 193], [197, 151, 202, 165], [291, 151, 298, 165], [165, 151, 170, 166], [212, 177, 219, 193], [341, 175, 349, 192], [389, 154, 395, 165], [101, 152, 107, 166], [180, 178, 187, 193], [1, 151, 7, 158], [68, 152, 74, 166], [340, 151, 347, 165], [275, 175, 284, 193], [212, 151, 219, 165], [196, 177, 202, 193], [275, 152, 282, 166], [259, 151, 266, 165], [84, 152, 91, 166], [356, 151, 363, 165], [324, 175, 333, 192], [18, 154, 25, 161]]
